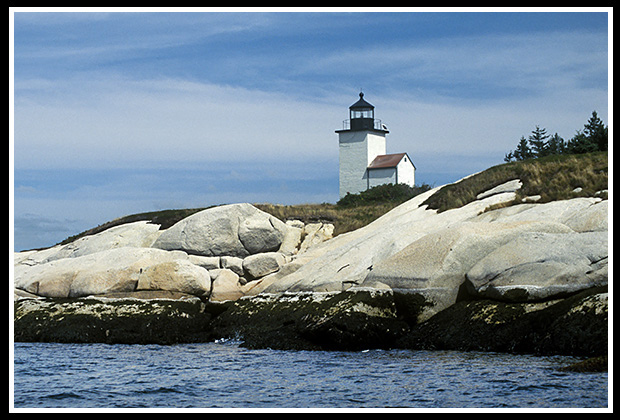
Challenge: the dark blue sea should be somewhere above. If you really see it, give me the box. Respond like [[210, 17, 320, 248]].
[[12, 341, 608, 410]]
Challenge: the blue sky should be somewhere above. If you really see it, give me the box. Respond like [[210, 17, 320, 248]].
[[10, 8, 610, 251]]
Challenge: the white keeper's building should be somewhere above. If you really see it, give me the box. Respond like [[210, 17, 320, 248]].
[[336, 92, 416, 199]]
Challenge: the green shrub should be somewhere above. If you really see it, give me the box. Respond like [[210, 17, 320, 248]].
[[337, 183, 432, 207]]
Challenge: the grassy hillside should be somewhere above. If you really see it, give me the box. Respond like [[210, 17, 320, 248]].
[[422, 151, 608, 213], [56, 152, 607, 247]]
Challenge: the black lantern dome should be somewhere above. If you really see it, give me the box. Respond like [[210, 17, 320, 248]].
[[349, 92, 374, 130], [334, 92, 387, 133]]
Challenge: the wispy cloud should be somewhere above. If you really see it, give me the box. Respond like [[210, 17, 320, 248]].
[[14, 77, 344, 169], [295, 30, 608, 100], [14, 12, 273, 53]]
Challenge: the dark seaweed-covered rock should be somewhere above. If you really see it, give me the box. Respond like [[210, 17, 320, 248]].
[[209, 289, 410, 351], [560, 355, 608, 372], [397, 286, 608, 357], [13, 290, 417, 350], [13, 286, 607, 356], [14, 295, 215, 345]]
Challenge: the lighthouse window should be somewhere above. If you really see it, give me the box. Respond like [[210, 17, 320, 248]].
[[352, 110, 373, 119]]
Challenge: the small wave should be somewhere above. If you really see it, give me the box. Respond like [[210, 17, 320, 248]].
[[513, 383, 570, 392], [137, 386, 184, 395], [42, 392, 84, 401]]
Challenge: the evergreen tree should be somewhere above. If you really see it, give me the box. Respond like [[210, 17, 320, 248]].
[[528, 125, 550, 157], [546, 133, 566, 155], [567, 130, 598, 154], [583, 110, 608, 151], [513, 136, 533, 161]]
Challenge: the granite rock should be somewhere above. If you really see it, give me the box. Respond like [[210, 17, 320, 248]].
[[152, 203, 290, 258]]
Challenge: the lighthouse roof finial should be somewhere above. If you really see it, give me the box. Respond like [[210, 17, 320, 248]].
[[350, 91, 374, 110]]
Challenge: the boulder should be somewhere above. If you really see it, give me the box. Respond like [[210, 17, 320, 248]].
[[238, 213, 286, 255], [298, 223, 335, 253], [136, 260, 211, 297], [220, 256, 245, 277], [209, 269, 243, 302], [242, 252, 286, 279], [15, 221, 162, 265], [15, 247, 64, 267], [188, 255, 221, 270], [279, 222, 303, 255], [152, 203, 290, 258], [13, 247, 206, 298]]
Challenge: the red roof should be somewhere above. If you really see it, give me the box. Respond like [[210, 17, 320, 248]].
[[367, 153, 407, 169]]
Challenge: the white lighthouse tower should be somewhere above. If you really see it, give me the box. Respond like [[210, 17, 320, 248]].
[[336, 92, 388, 198], [336, 92, 415, 199]]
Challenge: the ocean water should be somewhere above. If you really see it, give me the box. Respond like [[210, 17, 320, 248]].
[[12, 341, 608, 410]]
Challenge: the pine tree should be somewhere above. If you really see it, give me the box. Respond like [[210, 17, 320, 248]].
[[567, 130, 598, 154], [528, 125, 550, 158], [583, 110, 608, 151], [546, 133, 566, 155], [513, 136, 533, 161]]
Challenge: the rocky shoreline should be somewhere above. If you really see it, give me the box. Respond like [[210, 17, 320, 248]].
[[14, 286, 607, 358], [13, 175, 608, 363]]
